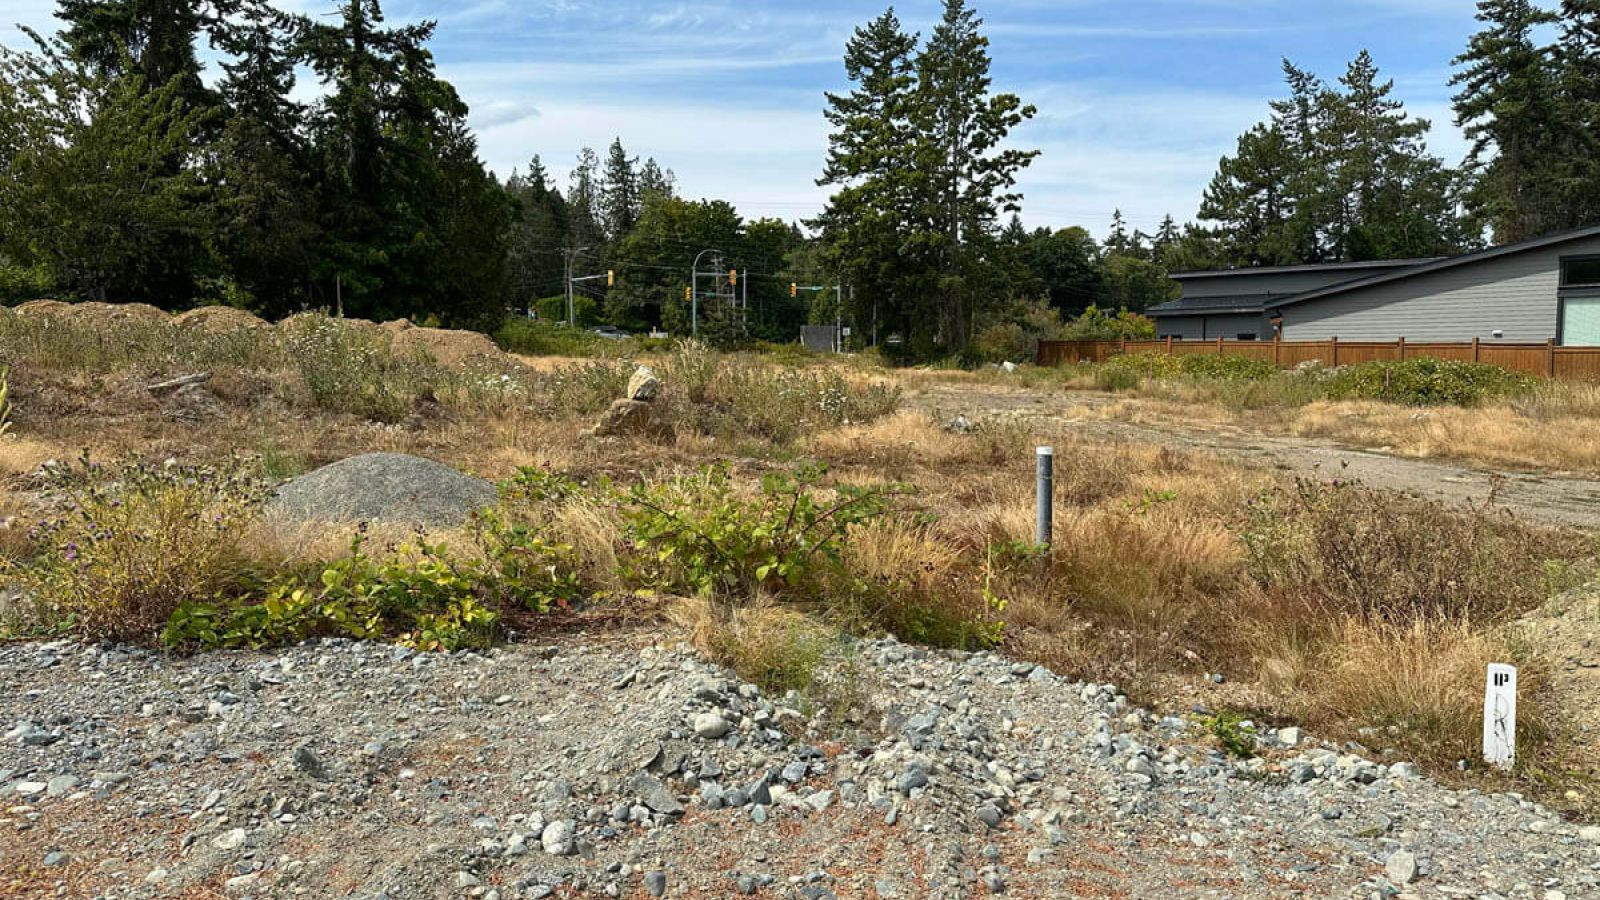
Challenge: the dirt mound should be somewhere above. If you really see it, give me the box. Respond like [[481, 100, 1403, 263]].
[[12, 300, 74, 318], [172, 306, 269, 333], [265, 452, 497, 526], [11, 300, 169, 326], [276, 313, 381, 336], [381, 318, 511, 370]]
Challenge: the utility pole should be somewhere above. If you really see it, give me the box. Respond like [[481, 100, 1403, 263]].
[[690, 248, 725, 338], [563, 246, 594, 327]]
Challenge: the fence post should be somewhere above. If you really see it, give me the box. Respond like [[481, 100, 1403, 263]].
[[1330, 336, 1339, 367], [1120, 337, 1128, 357], [1396, 336, 1406, 362], [1166, 335, 1173, 356], [1548, 338, 1558, 379], [1273, 333, 1282, 368], [1472, 336, 1480, 362], [1217, 335, 1225, 355], [1036, 447, 1054, 548]]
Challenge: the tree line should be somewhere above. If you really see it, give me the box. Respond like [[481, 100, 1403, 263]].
[[2, 0, 1597, 356]]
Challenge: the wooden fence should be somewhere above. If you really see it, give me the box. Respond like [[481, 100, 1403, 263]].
[[1037, 336, 1600, 381]]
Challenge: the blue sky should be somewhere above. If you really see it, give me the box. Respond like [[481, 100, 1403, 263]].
[[2, 0, 1486, 238]]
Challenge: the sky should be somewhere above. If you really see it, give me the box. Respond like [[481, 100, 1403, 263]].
[[1, 0, 1489, 238]]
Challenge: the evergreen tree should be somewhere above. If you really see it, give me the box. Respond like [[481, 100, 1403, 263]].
[[55, 0, 252, 106], [639, 157, 676, 199], [1452, 0, 1567, 241], [1199, 123, 1302, 265], [1557, 0, 1600, 227], [1105, 210, 1133, 257], [568, 147, 604, 249], [815, 8, 922, 354], [912, 0, 1039, 351], [601, 138, 640, 241], [0, 38, 212, 302], [504, 155, 570, 310]]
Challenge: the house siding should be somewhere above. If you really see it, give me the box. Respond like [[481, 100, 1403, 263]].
[[1157, 313, 1268, 341], [1277, 236, 1600, 342]]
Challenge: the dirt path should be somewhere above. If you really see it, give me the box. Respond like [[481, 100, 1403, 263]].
[[906, 382, 1600, 529]]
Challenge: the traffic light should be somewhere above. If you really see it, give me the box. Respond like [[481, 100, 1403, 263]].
[[729, 269, 738, 286], [607, 270, 615, 287], [789, 283, 797, 298], [684, 286, 692, 302]]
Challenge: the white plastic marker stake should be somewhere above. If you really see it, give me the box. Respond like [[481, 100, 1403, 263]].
[[1036, 447, 1054, 548], [1483, 663, 1517, 769]]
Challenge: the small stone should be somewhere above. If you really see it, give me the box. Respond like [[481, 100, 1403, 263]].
[[456, 872, 480, 888], [292, 744, 327, 780], [212, 828, 248, 851], [224, 873, 258, 894], [45, 775, 79, 797], [42, 850, 68, 867], [1578, 825, 1600, 844], [643, 870, 667, 897], [1278, 727, 1302, 748], [976, 804, 1003, 828], [626, 366, 661, 402], [145, 868, 169, 885], [692, 713, 730, 740], [540, 820, 575, 855], [982, 871, 1006, 893], [1385, 850, 1418, 886], [898, 767, 928, 794], [631, 774, 684, 816]]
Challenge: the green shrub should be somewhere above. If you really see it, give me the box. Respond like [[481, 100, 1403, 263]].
[[1178, 353, 1276, 381], [495, 317, 608, 357], [1322, 357, 1538, 407], [620, 462, 910, 597], [0, 263, 54, 304], [709, 364, 901, 443], [1104, 352, 1183, 379], [1199, 710, 1258, 758], [164, 518, 584, 652], [5, 456, 269, 643], [533, 295, 600, 327]]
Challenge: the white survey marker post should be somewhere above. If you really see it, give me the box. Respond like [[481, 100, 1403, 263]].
[[1036, 447, 1054, 548], [1483, 663, 1517, 769]]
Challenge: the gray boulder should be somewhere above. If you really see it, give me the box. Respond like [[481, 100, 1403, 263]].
[[266, 453, 496, 527]]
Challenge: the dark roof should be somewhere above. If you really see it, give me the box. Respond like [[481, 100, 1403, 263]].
[[1170, 258, 1439, 280], [1264, 223, 1600, 310], [1146, 294, 1267, 318]]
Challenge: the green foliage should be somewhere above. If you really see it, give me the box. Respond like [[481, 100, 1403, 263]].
[[621, 462, 909, 597], [495, 317, 608, 357], [164, 515, 584, 652], [1104, 352, 1275, 382], [1322, 357, 1538, 406], [1061, 306, 1157, 341], [5, 455, 269, 644], [0, 263, 55, 304], [709, 364, 901, 444], [1199, 711, 1258, 758], [817, 3, 1037, 356], [532, 296, 600, 327], [1201, 53, 1467, 267]]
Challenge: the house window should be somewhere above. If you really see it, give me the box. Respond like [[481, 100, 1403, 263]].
[[1560, 256, 1600, 289], [1235, 333, 1258, 341]]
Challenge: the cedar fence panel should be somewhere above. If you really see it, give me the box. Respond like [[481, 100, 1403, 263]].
[[1036, 337, 1600, 381]]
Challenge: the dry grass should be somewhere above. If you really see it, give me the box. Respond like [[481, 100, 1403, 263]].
[[4, 307, 1598, 811], [1291, 399, 1600, 473]]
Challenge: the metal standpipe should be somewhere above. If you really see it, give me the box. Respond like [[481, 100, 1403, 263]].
[[1036, 446, 1054, 548]]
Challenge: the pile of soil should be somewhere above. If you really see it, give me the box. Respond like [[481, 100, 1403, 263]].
[[381, 318, 510, 369], [171, 306, 270, 333], [13, 301, 170, 326], [265, 452, 497, 526]]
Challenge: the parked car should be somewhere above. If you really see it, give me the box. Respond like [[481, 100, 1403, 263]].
[[592, 325, 629, 340]]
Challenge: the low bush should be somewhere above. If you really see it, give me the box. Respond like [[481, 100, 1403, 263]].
[[1322, 357, 1538, 407], [495, 317, 607, 357], [164, 515, 585, 652], [671, 594, 834, 695], [1104, 352, 1275, 382], [620, 462, 909, 598], [5, 456, 269, 643], [542, 359, 634, 414]]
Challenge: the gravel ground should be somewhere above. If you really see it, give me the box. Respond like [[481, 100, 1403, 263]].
[[2, 636, 1598, 900]]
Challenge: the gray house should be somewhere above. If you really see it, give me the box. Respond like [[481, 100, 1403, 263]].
[[1148, 224, 1600, 345]]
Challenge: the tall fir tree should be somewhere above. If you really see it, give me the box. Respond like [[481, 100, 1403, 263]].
[[567, 147, 603, 250], [1452, 0, 1567, 242], [601, 138, 640, 241], [912, 0, 1038, 351], [815, 7, 921, 353]]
